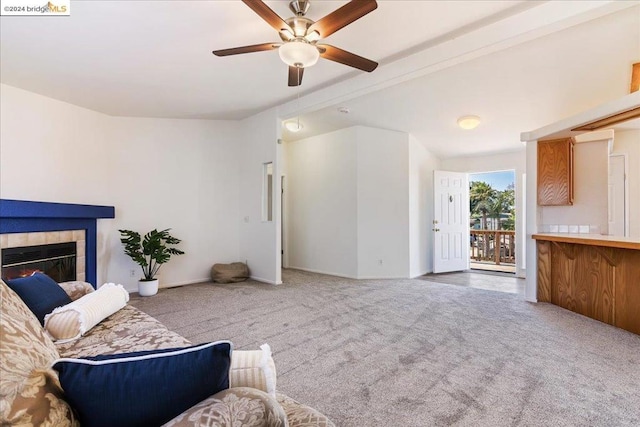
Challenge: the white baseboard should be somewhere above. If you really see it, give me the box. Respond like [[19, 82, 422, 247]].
[[127, 277, 212, 294], [250, 276, 281, 285], [287, 266, 358, 280], [288, 267, 411, 281], [410, 270, 433, 278], [160, 277, 209, 289]]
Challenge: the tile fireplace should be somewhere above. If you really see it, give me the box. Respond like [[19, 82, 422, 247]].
[[0, 199, 114, 287]]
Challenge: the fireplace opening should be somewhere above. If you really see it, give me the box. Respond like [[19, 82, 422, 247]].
[[1, 242, 77, 282]]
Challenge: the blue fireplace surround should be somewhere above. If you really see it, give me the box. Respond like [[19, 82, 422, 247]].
[[0, 199, 115, 287]]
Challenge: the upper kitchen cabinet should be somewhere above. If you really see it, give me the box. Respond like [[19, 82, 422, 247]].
[[537, 137, 574, 206]]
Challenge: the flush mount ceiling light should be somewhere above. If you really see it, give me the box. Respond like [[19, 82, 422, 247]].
[[278, 40, 320, 68], [457, 115, 481, 130], [285, 121, 303, 132]]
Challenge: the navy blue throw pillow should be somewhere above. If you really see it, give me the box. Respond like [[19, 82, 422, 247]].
[[6, 272, 72, 325], [52, 341, 233, 427]]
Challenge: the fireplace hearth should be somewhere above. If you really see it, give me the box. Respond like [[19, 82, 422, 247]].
[[2, 242, 77, 282]]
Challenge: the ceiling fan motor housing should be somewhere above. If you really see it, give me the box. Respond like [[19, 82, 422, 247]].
[[280, 16, 314, 40], [289, 0, 311, 16]]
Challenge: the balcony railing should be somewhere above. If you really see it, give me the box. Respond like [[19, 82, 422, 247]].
[[470, 229, 515, 266]]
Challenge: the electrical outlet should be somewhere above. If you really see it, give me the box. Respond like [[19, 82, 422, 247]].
[[129, 269, 136, 277]]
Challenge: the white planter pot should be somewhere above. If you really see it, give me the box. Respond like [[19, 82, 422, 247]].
[[138, 279, 159, 297]]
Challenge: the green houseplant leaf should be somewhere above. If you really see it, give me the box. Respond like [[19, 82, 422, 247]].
[[119, 228, 185, 280]]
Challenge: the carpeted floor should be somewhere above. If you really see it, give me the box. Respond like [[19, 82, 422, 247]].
[[130, 269, 640, 426]]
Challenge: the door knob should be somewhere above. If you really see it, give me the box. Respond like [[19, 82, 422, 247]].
[[433, 228, 440, 232]]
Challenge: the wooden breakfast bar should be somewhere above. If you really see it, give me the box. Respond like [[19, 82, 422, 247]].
[[533, 233, 640, 335]]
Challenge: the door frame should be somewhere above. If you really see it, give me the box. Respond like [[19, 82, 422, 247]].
[[467, 169, 518, 274], [281, 174, 288, 268], [609, 153, 629, 237]]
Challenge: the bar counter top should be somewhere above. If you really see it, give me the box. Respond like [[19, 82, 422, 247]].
[[532, 233, 640, 250]]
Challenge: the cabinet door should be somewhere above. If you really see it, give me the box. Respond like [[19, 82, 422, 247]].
[[537, 138, 574, 206]]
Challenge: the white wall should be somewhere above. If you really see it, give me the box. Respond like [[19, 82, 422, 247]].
[[0, 84, 111, 205], [106, 117, 241, 290], [539, 140, 609, 235], [611, 129, 640, 238], [440, 149, 526, 277], [285, 126, 415, 279], [284, 127, 359, 278], [237, 108, 282, 284], [409, 136, 440, 277], [356, 127, 410, 279], [0, 84, 242, 291]]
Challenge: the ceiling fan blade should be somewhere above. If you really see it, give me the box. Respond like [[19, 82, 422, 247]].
[[288, 66, 304, 87], [242, 0, 294, 37], [318, 44, 378, 72], [213, 43, 279, 56], [307, 0, 377, 39]]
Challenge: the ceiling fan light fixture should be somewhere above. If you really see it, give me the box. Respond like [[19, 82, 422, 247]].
[[280, 29, 295, 41], [279, 40, 319, 68], [457, 115, 481, 130], [285, 121, 304, 132], [305, 30, 321, 42]]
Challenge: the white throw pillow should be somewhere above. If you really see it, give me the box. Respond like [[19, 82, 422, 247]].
[[229, 344, 277, 396], [44, 282, 129, 342]]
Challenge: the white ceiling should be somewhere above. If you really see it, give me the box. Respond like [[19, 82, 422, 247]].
[[283, 3, 640, 157], [1, 1, 639, 157]]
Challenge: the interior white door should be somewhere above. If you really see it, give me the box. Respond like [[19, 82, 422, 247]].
[[433, 171, 469, 273], [608, 155, 626, 236]]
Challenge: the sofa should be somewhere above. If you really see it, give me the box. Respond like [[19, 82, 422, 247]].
[[0, 278, 335, 426]]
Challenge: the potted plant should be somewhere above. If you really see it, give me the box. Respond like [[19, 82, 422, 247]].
[[119, 228, 185, 296]]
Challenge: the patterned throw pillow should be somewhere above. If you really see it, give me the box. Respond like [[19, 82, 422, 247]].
[[57, 280, 95, 301], [5, 272, 71, 325], [53, 341, 233, 427], [0, 280, 78, 426]]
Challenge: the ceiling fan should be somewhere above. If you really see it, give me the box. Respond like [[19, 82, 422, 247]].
[[213, 0, 378, 87]]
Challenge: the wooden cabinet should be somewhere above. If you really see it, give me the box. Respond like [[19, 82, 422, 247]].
[[537, 137, 574, 206]]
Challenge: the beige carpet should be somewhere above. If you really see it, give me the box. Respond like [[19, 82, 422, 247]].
[[130, 269, 640, 426]]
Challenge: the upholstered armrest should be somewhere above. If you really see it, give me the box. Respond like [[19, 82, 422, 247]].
[[162, 387, 288, 427], [277, 393, 336, 427], [230, 344, 277, 396], [58, 281, 94, 301]]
